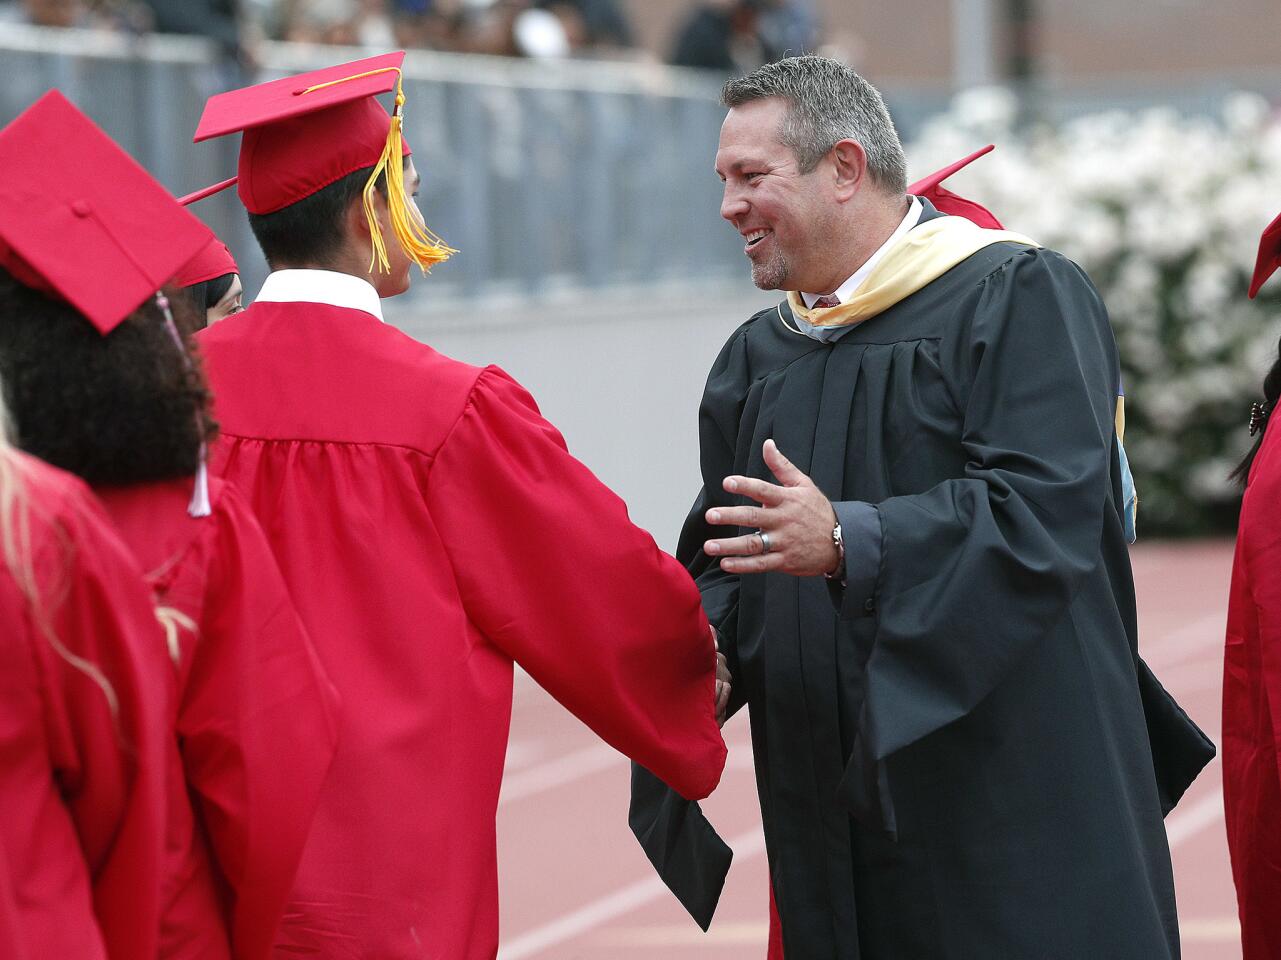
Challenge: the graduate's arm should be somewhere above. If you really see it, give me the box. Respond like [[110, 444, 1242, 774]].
[[34, 485, 169, 960], [177, 485, 339, 960], [427, 367, 726, 801]]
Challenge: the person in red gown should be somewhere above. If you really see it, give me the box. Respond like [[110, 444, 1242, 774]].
[[1224, 210, 1281, 960], [0, 437, 171, 960], [186, 51, 727, 957], [0, 91, 339, 960], [168, 234, 244, 335]]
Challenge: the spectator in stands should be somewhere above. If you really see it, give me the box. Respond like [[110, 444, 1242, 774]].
[[140, 0, 238, 47], [670, 0, 784, 74], [0, 0, 146, 30], [758, 0, 816, 57], [276, 0, 395, 46], [534, 0, 631, 51]]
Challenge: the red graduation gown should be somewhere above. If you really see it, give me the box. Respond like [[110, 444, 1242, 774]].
[[0, 846, 28, 960], [0, 453, 168, 960], [95, 476, 339, 960], [196, 299, 726, 958], [1225, 422, 1281, 959]]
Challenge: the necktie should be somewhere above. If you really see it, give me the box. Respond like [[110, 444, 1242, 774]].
[[812, 295, 840, 309]]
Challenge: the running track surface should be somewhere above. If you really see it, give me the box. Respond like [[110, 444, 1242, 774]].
[[495, 541, 1240, 959]]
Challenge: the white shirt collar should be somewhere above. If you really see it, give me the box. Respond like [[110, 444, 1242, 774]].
[[800, 196, 922, 309], [254, 269, 384, 322]]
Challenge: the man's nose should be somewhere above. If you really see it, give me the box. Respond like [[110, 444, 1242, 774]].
[[721, 185, 748, 223]]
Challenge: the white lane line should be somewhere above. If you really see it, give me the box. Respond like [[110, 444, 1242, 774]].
[[497, 828, 768, 960], [500, 735, 755, 807], [1166, 789, 1225, 849], [499, 744, 620, 807], [1168, 758, 1224, 845], [1141, 612, 1226, 671], [501, 761, 1226, 959]]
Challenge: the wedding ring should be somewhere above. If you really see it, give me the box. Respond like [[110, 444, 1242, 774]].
[[758, 531, 772, 554]]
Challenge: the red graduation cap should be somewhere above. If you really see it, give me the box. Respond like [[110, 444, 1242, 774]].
[[908, 145, 1003, 230], [171, 237, 239, 289], [1249, 210, 1281, 299], [191, 51, 454, 273], [0, 90, 214, 335]]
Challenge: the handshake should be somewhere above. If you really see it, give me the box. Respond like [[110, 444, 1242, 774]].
[[714, 626, 731, 727]]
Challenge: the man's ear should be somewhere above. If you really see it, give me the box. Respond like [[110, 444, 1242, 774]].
[[830, 139, 868, 202], [346, 187, 373, 241]]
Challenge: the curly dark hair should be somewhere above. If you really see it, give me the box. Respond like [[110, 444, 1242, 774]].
[[0, 270, 217, 486]]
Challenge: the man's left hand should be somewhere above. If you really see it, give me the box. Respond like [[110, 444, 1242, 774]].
[[704, 439, 840, 577]]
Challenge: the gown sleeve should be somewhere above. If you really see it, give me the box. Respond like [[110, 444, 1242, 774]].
[[426, 366, 726, 802], [176, 484, 340, 960], [35, 482, 170, 960], [844, 248, 1129, 785]]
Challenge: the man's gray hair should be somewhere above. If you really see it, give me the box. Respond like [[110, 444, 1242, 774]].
[[721, 56, 907, 195]]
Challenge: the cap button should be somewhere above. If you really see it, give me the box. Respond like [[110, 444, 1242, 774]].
[[70, 200, 92, 218]]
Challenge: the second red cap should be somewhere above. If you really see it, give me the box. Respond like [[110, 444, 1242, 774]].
[[908, 145, 1004, 230], [1250, 210, 1281, 299], [0, 90, 213, 334]]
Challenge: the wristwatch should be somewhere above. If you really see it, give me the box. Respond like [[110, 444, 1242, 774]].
[[823, 522, 845, 581]]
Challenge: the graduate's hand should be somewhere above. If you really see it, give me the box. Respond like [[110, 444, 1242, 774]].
[[703, 439, 840, 577], [715, 650, 731, 726], [711, 625, 732, 725]]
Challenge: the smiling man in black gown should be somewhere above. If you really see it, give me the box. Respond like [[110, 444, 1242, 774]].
[[631, 54, 1214, 959]]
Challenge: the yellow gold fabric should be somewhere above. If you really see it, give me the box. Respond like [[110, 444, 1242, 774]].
[[786, 216, 1039, 329]]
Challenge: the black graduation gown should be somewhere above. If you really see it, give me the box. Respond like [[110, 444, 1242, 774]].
[[631, 221, 1214, 959]]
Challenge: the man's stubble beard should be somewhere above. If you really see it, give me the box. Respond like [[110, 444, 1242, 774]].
[[751, 249, 789, 291]]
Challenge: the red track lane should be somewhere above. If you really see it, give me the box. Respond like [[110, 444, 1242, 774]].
[[496, 540, 1241, 959]]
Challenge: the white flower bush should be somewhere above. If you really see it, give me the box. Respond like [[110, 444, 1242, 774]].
[[906, 89, 1281, 534]]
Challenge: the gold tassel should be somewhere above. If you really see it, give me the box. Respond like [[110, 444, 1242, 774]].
[[298, 66, 458, 275], [361, 74, 457, 276]]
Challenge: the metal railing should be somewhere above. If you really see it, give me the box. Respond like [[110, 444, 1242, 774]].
[[3, 25, 1278, 309], [0, 26, 751, 304]]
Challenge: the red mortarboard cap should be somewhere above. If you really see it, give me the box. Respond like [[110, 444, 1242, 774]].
[[193, 51, 412, 215], [192, 51, 454, 273], [0, 90, 213, 334], [1249, 210, 1281, 299], [908, 145, 1003, 230], [171, 237, 239, 288]]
